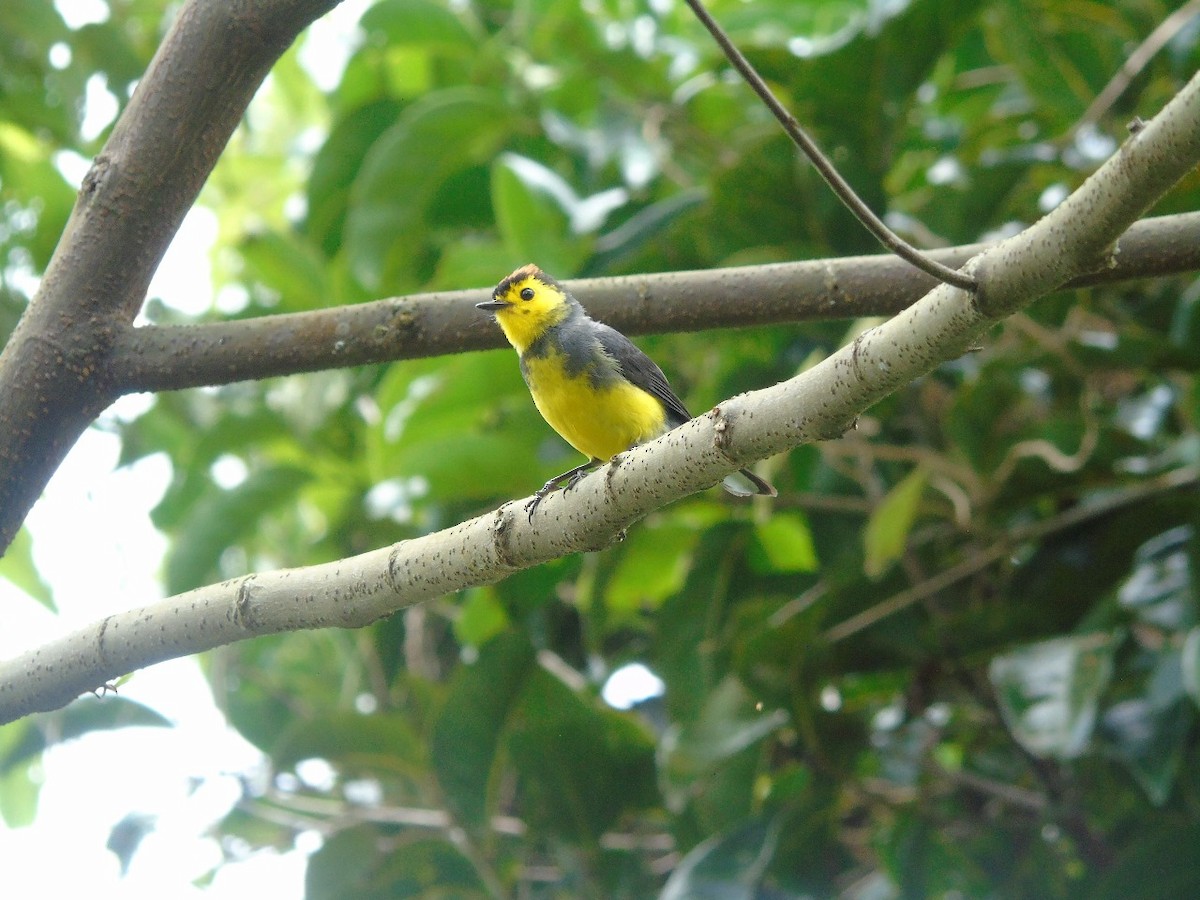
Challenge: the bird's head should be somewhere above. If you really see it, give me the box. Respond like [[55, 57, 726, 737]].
[[477, 264, 575, 353]]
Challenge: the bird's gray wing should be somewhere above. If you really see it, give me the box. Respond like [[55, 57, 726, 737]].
[[593, 322, 692, 427]]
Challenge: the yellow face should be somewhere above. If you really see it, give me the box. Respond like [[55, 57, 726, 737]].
[[482, 264, 571, 354], [479, 264, 671, 461]]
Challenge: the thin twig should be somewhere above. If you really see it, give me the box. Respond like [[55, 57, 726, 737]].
[[682, 0, 977, 292], [822, 437, 985, 498], [989, 394, 1100, 487], [769, 581, 828, 628], [825, 542, 1012, 643], [824, 465, 1200, 642], [1072, 0, 1200, 136], [933, 758, 1048, 813], [255, 787, 675, 851]]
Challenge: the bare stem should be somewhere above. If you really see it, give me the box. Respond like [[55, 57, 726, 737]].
[[824, 465, 1200, 642], [682, 0, 977, 292], [1071, 0, 1200, 136]]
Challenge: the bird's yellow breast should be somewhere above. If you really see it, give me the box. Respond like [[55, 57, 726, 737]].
[[522, 350, 668, 461]]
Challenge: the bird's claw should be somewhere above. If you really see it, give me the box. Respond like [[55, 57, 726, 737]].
[[524, 464, 597, 522], [525, 480, 561, 523], [524, 492, 546, 523]]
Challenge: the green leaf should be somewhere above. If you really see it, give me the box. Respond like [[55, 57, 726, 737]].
[[654, 524, 746, 723], [0, 123, 77, 268], [660, 816, 784, 900], [305, 99, 404, 254], [219, 633, 355, 754], [344, 88, 511, 291], [1117, 525, 1197, 631], [305, 827, 373, 897], [0, 3, 76, 142], [0, 757, 40, 827], [163, 465, 312, 595], [372, 836, 487, 898], [307, 830, 484, 897], [454, 587, 510, 647], [1099, 643, 1195, 805], [431, 631, 536, 827], [989, 631, 1121, 759], [366, 351, 537, 499], [863, 467, 927, 578], [238, 231, 331, 312], [779, 0, 990, 162], [750, 513, 818, 574], [507, 667, 658, 843], [990, 0, 1121, 122], [360, 0, 477, 49], [272, 711, 423, 772], [491, 153, 593, 275], [429, 235, 515, 290], [1184, 627, 1200, 710], [0, 526, 53, 610], [307, 826, 488, 899], [605, 520, 700, 615], [659, 676, 787, 814], [1101, 693, 1193, 806], [0, 696, 170, 774], [1089, 825, 1200, 900], [587, 188, 706, 272]]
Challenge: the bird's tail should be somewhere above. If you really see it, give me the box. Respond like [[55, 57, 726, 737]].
[[721, 468, 776, 498]]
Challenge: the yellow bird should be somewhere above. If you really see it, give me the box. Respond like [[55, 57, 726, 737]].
[[477, 264, 775, 518]]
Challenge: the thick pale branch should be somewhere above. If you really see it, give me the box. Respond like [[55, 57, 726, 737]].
[[3, 72, 1198, 724], [111, 212, 1200, 393], [0, 0, 339, 555]]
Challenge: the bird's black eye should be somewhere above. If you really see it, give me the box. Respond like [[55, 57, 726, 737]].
[[520, 287, 535, 301]]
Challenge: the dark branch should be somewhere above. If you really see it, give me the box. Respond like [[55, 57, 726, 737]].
[[112, 212, 1200, 392], [0, 0, 340, 556]]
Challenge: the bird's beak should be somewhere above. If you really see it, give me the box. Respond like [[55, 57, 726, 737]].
[[476, 298, 510, 312]]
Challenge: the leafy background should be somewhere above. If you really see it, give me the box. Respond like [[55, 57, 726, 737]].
[[3, 0, 1200, 896]]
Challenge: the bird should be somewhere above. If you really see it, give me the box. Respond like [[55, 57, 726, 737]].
[[477, 264, 775, 520]]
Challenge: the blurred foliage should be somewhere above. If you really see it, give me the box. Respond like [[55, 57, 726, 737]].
[[3, 0, 1200, 896]]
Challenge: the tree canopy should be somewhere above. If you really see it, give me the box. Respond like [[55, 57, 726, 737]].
[[2, 0, 1200, 896]]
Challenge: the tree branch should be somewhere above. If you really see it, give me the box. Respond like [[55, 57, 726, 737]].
[[683, 0, 976, 291], [110, 211, 1200, 393], [3, 70, 1197, 724], [823, 464, 1200, 643], [0, 0, 339, 555], [1070, 0, 1200, 137]]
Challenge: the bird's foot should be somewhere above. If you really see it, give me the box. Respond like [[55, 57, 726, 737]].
[[525, 478, 566, 523], [564, 468, 591, 492], [524, 461, 601, 522]]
